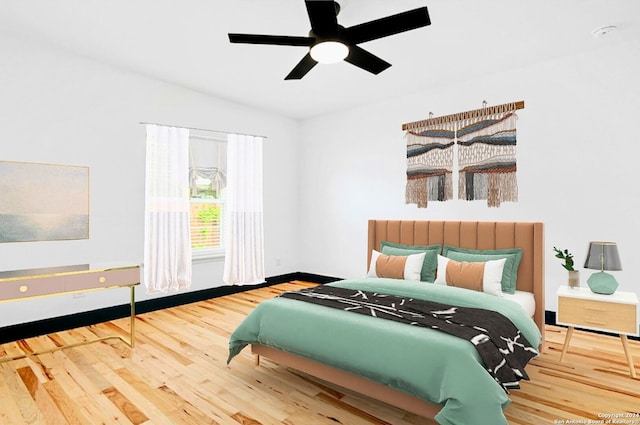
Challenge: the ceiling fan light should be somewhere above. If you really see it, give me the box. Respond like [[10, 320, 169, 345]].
[[310, 41, 349, 64]]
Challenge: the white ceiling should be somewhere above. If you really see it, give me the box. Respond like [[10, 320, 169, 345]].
[[2, 0, 638, 120]]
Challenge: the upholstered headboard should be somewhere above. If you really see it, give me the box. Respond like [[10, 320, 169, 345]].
[[368, 220, 545, 342]]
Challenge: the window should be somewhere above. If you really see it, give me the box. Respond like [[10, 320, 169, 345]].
[[189, 133, 227, 257]]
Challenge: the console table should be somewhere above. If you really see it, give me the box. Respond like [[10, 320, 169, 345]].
[[0, 262, 140, 363]]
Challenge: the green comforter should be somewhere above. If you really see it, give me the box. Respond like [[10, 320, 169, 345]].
[[228, 278, 541, 425]]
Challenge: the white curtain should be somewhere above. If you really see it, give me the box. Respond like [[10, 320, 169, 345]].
[[144, 124, 192, 293], [223, 134, 265, 285]]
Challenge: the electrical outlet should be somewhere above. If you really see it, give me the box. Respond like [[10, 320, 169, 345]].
[[275, 258, 282, 267]]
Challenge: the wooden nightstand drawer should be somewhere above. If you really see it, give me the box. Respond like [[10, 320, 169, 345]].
[[558, 296, 636, 334]]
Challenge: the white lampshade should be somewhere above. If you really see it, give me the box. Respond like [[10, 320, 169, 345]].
[[310, 41, 349, 64]]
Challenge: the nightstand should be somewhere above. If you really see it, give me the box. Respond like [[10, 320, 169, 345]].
[[556, 286, 639, 378]]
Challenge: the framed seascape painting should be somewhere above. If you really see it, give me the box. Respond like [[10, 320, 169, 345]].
[[0, 160, 89, 243]]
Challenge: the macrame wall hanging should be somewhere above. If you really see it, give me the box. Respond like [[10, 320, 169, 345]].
[[402, 100, 523, 208], [405, 120, 455, 208]]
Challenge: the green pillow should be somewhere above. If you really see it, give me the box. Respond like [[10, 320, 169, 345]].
[[380, 241, 441, 282], [442, 246, 523, 294]]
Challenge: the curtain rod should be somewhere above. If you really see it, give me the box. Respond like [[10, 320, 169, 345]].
[[139, 121, 267, 139], [401, 100, 525, 131]]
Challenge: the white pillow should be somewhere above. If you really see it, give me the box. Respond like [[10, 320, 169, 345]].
[[367, 250, 426, 281], [435, 255, 506, 297]]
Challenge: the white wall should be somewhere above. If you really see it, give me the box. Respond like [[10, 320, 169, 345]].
[[2, 31, 638, 328], [0, 35, 300, 327], [298, 37, 640, 313]]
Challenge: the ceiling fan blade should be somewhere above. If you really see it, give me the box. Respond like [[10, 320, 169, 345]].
[[305, 0, 340, 37], [228, 33, 314, 46], [343, 7, 431, 44], [285, 53, 318, 80], [344, 45, 391, 75]]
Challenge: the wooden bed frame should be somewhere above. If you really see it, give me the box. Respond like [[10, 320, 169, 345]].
[[253, 220, 545, 418]]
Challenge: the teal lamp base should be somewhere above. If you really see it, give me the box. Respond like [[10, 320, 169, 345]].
[[586, 271, 618, 295]]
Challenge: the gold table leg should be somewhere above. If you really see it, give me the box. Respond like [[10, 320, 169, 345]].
[[129, 284, 136, 348]]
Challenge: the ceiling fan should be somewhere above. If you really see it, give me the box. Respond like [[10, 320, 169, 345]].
[[228, 1, 431, 80]]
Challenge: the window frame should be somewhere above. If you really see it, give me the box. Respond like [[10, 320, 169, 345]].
[[189, 133, 227, 261]]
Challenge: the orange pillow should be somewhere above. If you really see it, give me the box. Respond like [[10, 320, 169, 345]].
[[367, 250, 426, 281], [444, 260, 485, 292], [435, 255, 506, 296], [375, 253, 408, 279]]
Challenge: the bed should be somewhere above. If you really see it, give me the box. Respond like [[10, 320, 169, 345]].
[[228, 220, 545, 425]]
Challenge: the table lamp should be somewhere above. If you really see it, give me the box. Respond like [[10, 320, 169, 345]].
[[583, 241, 622, 295]]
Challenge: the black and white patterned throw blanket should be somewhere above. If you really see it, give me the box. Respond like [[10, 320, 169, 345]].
[[280, 285, 538, 392]]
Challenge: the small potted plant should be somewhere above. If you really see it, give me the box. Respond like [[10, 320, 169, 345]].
[[553, 247, 579, 288]]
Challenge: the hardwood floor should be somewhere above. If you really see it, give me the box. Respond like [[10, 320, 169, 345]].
[[1, 281, 639, 424]]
